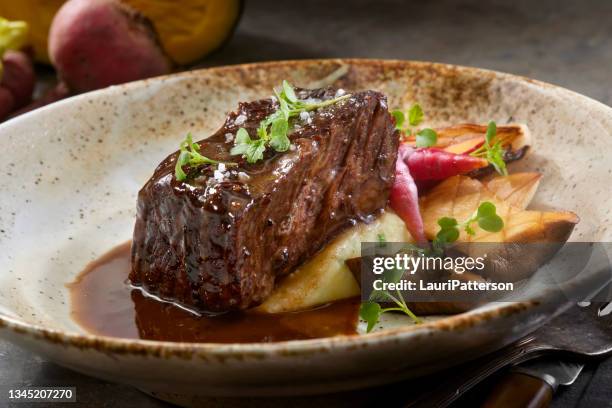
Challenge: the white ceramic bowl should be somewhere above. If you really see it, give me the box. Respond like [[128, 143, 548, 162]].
[[0, 59, 611, 406]]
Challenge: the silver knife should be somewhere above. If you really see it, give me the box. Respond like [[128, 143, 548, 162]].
[[478, 357, 583, 407], [479, 300, 612, 408], [512, 357, 584, 393]]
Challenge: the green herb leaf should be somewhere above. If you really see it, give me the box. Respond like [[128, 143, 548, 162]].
[[282, 80, 298, 103], [235, 127, 251, 144], [174, 133, 221, 181], [174, 151, 189, 182], [360, 301, 382, 333], [438, 217, 458, 229], [486, 143, 508, 176], [477, 201, 496, 217], [245, 139, 267, 163], [416, 128, 438, 148], [231, 81, 351, 163], [436, 225, 460, 244], [485, 121, 497, 145], [383, 267, 404, 285], [369, 290, 392, 303], [478, 214, 504, 232], [434, 201, 504, 244], [464, 224, 476, 236], [471, 121, 508, 176], [278, 96, 290, 120], [230, 128, 252, 156], [476, 202, 504, 232], [269, 117, 290, 152], [391, 110, 405, 130], [377, 233, 386, 243], [408, 103, 424, 126]]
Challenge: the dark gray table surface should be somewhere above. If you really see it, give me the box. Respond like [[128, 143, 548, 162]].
[[2, 0, 611, 407]]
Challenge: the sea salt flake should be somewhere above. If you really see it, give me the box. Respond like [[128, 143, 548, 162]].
[[335, 88, 346, 97], [235, 114, 247, 125], [213, 170, 225, 181], [218, 163, 226, 172], [225, 133, 234, 143], [238, 172, 250, 182]]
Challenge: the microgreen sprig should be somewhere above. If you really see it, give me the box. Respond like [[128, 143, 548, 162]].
[[434, 201, 504, 249], [175, 133, 224, 181], [360, 269, 422, 332], [360, 202, 504, 332], [360, 235, 421, 333], [392, 103, 438, 148], [231, 81, 352, 163], [470, 121, 508, 176]]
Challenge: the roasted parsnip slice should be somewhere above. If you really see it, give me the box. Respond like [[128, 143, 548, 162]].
[[420, 175, 577, 243], [486, 172, 542, 210], [435, 123, 531, 153], [420, 175, 578, 282]]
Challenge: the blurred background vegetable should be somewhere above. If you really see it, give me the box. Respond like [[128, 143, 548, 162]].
[[0, 0, 242, 66], [0, 0, 242, 120], [0, 17, 34, 119], [48, 0, 172, 93]]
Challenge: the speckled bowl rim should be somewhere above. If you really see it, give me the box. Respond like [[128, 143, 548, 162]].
[[0, 58, 610, 359]]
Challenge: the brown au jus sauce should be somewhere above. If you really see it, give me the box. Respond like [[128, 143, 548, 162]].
[[68, 242, 360, 343]]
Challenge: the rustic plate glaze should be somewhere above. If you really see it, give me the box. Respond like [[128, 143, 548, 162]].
[[0, 59, 611, 405]]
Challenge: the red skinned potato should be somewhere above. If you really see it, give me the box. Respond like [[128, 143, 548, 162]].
[[1, 50, 35, 108], [48, 0, 172, 93]]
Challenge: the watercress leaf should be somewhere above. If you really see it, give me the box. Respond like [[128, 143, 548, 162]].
[[416, 128, 438, 148], [477, 201, 497, 218], [436, 227, 459, 243], [436, 226, 460, 243], [174, 151, 189, 181], [234, 128, 251, 145], [485, 121, 497, 146], [282, 80, 298, 103], [478, 214, 504, 232], [189, 151, 219, 165], [487, 143, 508, 176], [245, 139, 267, 163], [279, 96, 290, 120], [383, 268, 404, 284], [359, 301, 382, 333], [257, 121, 269, 140], [408, 103, 424, 126], [391, 110, 405, 130], [437, 217, 458, 229], [269, 117, 290, 152], [369, 290, 391, 303], [464, 224, 476, 236], [230, 144, 249, 156], [185, 133, 200, 152]]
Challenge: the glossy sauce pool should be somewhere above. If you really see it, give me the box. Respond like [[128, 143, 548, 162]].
[[68, 242, 360, 343]]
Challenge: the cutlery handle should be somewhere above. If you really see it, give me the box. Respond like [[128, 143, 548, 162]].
[[481, 372, 552, 408]]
